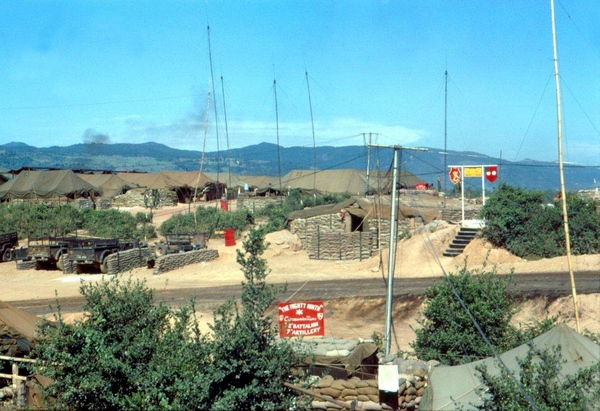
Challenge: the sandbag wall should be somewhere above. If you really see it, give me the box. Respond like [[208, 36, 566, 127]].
[[236, 196, 281, 213], [105, 247, 155, 274], [308, 231, 375, 261], [153, 249, 219, 275], [307, 363, 433, 411], [441, 208, 479, 222], [112, 188, 178, 208], [292, 214, 411, 261]]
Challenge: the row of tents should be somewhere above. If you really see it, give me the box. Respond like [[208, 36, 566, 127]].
[[0, 168, 427, 201]]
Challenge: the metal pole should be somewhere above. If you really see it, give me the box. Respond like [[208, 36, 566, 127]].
[[461, 166, 465, 225], [444, 70, 448, 202], [384, 147, 399, 356], [366, 133, 372, 196]]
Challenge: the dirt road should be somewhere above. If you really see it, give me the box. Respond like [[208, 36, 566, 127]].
[[10, 271, 600, 316]]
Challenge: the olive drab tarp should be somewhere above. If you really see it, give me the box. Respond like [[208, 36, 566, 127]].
[[79, 174, 139, 198], [0, 300, 44, 357], [0, 169, 100, 200], [421, 324, 600, 410], [266, 169, 426, 196], [286, 195, 440, 225]]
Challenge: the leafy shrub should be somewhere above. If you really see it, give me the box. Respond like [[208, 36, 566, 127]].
[[159, 207, 253, 237], [480, 184, 600, 258], [410, 263, 556, 365], [31, 228, 298, 410], [81, 209, 139, 239], [473, 344, 600, 410]]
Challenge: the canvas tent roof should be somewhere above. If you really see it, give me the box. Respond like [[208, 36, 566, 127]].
[[268, 169, 426, 195], [276, 169, 370, 195], [79, 174, 139, 198], [0, 300, 44, 357], [286, 195, 440, 224], [160, 171, 215, 188], [117, 172, 180, 190], [0, 169, 100, 200], [368, 169, 427, 192], [117, 171, 215, 190], [421, 323, 600, 410]]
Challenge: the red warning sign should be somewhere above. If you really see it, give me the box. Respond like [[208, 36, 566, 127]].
[[278, 301, 324, 337], [449, 167, 461, 185], [485, 166, 498, 183]]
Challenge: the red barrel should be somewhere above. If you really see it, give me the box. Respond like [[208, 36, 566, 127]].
[[224, 228, 236, 246], [220, 199, 229, 211]]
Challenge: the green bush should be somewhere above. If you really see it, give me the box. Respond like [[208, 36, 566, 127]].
[[473, 344, 600, 410], [480, 184, 600, 258], [410, 263, 556, 365], [31, 228, 298, 410], [81, 209, 139, 239], [159, 207, 253, 237]]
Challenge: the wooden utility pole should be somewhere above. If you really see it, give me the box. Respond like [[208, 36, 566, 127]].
[[551, 0, 580, 332]]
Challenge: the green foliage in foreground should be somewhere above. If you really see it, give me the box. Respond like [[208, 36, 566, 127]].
[[30, 228, 298, 410], [410, 263, 556, 366], [472, 344, 600, 411], [480, 184, 600, 259]]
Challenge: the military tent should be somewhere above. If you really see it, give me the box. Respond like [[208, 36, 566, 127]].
[[273, 169, 426, 196], [421, 323, 600, 410], [0, 170, 100, 200], [116, 172, 180, 190], [0, 300, 44, 357], [79, 174, 139, 198], [160, 171, 214, 189]]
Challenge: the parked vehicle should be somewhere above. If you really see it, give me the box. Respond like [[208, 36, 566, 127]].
[[15, 236, 81, 269], [0, 232, 18, 262], [67, 238, 142, 273], [154, 233, 206, 257]]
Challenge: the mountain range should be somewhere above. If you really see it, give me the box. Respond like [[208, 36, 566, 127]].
[[1, 141, 599, 192]]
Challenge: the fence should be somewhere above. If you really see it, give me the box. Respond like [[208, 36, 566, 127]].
[[0, 355, 34, 406]]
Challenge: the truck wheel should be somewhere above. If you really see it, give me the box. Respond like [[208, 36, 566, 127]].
[[2, 248, 12, 262], [100, 258, 109, 274], [56, 255, 65, 271]]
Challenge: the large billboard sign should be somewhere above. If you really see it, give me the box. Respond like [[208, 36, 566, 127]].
[[278, 301, 325, 337]]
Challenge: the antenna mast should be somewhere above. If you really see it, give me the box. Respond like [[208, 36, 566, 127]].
[[274, 79, 283, 195], [305, 71, 317, 203], [221, 76, 232, 191], [207, 26, 222, 199], [551, 0, 580, 332]]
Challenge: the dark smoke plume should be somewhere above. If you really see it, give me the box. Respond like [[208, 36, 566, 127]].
[[83, 128, 111, 144]]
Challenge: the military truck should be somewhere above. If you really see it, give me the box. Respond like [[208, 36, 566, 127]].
[[0, 232, 18, 262], [67, 238, 142, 273], [154, 233, 206, 257], [15, 236, 81, 269]]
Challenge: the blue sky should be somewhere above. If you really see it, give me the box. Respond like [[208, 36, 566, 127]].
[[1, 1, 599, 165]]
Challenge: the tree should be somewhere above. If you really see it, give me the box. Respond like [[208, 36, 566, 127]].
[[201, 228, 298, 410], [31, 228, 298, 410], [473, 344, 600, 410], [410, 263, 555, 365], [480, 184, 600, 259]]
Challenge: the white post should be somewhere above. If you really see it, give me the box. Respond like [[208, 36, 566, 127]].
[[481, 166, 486, 206], [461, 166, 465, 225]]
